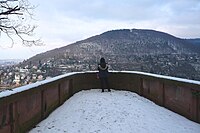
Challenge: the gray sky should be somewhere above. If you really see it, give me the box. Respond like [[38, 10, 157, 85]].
[[0, 0, 200, 59]]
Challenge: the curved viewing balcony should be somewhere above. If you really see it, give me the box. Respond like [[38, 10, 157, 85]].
[[0, 71, 200, 133]]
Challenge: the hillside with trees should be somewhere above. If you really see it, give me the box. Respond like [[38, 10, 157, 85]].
[[21, 29, 200, 80]]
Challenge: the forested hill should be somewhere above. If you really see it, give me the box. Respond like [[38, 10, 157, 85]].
[[21, 29, 200, 80], [24, 29, 198, 64], [185, 38, 200, 47]]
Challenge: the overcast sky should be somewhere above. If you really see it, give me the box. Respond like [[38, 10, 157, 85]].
[[0, 0, 200, 59]]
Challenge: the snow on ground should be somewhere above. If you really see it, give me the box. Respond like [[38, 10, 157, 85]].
[[29, 89, 200, 133]]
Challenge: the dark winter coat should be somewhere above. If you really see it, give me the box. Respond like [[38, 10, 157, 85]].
[[98, 62, 109, 78]]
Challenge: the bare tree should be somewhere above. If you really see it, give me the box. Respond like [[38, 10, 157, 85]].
[[0, 0, 42, 47]]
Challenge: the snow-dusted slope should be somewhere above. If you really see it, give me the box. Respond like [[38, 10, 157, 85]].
[[29, 89, 200, 133]]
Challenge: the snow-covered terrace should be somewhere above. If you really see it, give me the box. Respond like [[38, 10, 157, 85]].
[[0, 71, 200, 133], [29, 89, 200, 133]]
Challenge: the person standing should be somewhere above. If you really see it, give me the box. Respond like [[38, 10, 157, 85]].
[[97, 57, 111, 92]]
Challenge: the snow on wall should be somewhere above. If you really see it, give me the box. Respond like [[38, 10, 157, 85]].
[[121, 71, 200, 85], [1, 71, 199, 99], [0, 72, 81, 98]]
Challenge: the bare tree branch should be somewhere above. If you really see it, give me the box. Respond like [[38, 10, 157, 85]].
[[0, 0, 42, 47], [0, 5, 21, 15]]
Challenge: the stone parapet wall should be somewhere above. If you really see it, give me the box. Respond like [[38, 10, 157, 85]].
[[0, 71, 199, 133]]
